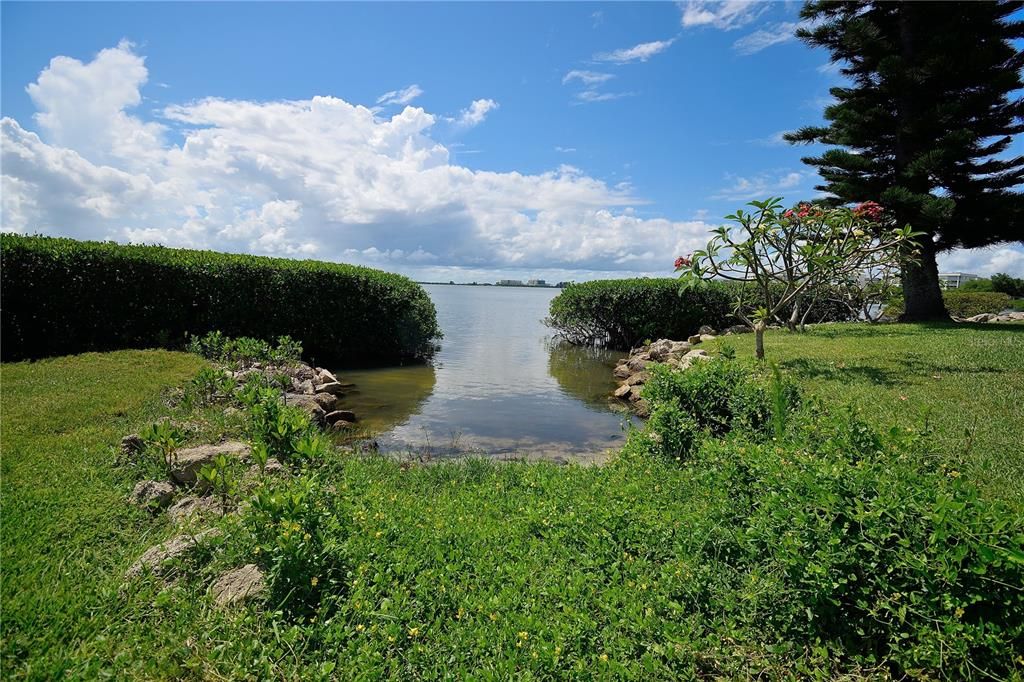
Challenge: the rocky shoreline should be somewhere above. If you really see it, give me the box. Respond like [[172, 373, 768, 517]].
[[611, 324, 746, 416], [121, 358, 357, 606]]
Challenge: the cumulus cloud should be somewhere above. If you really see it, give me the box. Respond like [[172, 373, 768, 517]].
[[1, 42, 721, 278], [732, 22, 800, 55], [680, 1, 765, 30], [938, 245, 1024, 278], [594, 39, 676, 64], [448, 98, 498, 128], [562, 70, 615, 86], [376, 84, 424, 106]]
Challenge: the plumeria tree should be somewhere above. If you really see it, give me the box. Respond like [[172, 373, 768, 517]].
[[676, 198, 920, 360]]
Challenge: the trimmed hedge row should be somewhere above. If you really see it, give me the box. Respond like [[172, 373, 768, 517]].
[[546, 278, 856, 350], [885, 291, 1012, 319], [0, 234, 441, 365], [546, 278, 735, 349]]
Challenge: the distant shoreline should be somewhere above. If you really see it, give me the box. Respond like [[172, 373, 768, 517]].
[[416, 281, 569, 288]]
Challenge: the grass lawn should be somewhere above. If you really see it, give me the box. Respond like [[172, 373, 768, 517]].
[[1, 326, 1022, 679], [722, 322, 1024, 504]]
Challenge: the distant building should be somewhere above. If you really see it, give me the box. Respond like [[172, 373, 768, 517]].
[[526, 279, 546, 287], [497, 279, 522, 286], [939, 272, 980, 289]]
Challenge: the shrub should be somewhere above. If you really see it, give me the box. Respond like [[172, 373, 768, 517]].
[[886, 291, 1012, 318], [0, 234, 441, 364], [545, 278, 735, 349]]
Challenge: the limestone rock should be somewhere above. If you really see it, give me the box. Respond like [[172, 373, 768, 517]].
[[167, 496, 224, 524], [130, 480, 175, 510], [120, 433, 144, 457], [284, 394, 326, 425], [613, 364, 633, 379], [126, 528, 221, 579], [210, 564, 266, 607], [291, 378, 315, 395], [325, 409, 357, 425], [669, 341, 693, 355], [646, 339, 675, 362], [311, 392, 338, 411], [687, 334, 702, 345], [697, 325, 717, 336], [613, 384, 633, 399], [317, 369, 338, 384], [628, 386, 644, 402], [170, 441, 251, 485], [699, 334, 717, 343], [315, 381, 346, 396], [625, 372, 649, 387], [722, 324, 752, 335], [625, 357, 650, 373]]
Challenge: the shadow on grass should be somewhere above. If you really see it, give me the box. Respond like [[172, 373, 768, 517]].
[[805, 321, 1024, 340], [779, 357, 901, 387]]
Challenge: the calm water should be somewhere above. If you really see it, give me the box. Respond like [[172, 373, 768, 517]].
[[333, 285, 634, 462]]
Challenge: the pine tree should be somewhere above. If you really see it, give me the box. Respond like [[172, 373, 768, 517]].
[[786, 1, 1024, 320]]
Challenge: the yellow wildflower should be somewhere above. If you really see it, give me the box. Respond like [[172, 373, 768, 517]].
[[310, 576, 319, 587], [408, 626, 420, 638]]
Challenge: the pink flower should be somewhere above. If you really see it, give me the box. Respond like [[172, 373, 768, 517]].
[[783, 209, 795, 219], [854, 201, 884, 221], [674, 256, 691, 270]]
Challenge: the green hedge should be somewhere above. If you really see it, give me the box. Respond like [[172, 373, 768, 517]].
[[546, 278, 735, 349], [886, 291, 1012, 318], [0, 234, 441, 365], [546, 278, 855, 350]]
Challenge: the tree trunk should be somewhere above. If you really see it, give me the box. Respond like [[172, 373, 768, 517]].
[[754, 320, 766, 360], [899, 236, 949, 321]]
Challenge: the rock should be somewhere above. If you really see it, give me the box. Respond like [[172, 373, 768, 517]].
[[166, 496, 225, 524], [315, 381, 346, 396], [669, 341, 693, 355], [646, 339, 674, 361], [311, 392, 338, 411], [967, 313, 996, 323], [628, 386, 644, 402], [682, 349, 710, 362], [699, 334, 717, 343], [120, 433, 145, 457], [625, 372, 649, 387], [613, 364, 633, 379], [210, 564, 266, 607], [289, 363, 318, 382], [130, 480, 175, 510], [222, 406, 241, 419], [722, 324, 752, 335], [634, 400, 651, 418], [697, 325, 717, 336], [170, 441, 251, 485], [246, 457, 284, 480], [325, 409, 357, 425], [688, 334, 702, 345], [283, 394, 326, 425], [291, 378, 315, 395], [329, 420, 356, 432], [626, 357, 650, 373], [317, 369, 338, 384], [126, 528, 221, 579], [613, 384, 633, 399]]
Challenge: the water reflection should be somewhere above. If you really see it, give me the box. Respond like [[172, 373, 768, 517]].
[[332, 285, 634, 461]]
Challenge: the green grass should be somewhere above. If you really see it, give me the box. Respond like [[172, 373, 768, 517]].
[[720, 322, 1024, 503], [2, 326, 1022, 679]]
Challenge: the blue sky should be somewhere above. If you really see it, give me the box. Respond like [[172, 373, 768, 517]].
[[2, 1, 1022, 279]]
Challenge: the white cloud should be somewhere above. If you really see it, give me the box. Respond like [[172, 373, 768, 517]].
[[562, 70, 615, 86], [711, 170, 806, 201], [376, 84, 424, 106], [733, 22, 800, 55], [817, 61, 843, 75], [680, 1, 766, 30], [2, 42, 720, 277], [555, 146, 577, 153], [574, 90, 634, 104], [448, 98, 498, 128], [938, 245, 1024, 278], [594, 38, 676, 64]]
